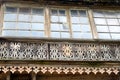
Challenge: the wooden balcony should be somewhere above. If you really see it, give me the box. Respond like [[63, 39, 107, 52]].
[[0, 39, 120, 61]]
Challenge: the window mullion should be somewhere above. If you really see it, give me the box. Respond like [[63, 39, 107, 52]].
[[88, 9, 98, 39], [66, 8, 72, 38]]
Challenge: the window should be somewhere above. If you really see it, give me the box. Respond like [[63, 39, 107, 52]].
[[50, 9, 70, 38], [93, 10, 120, 39], [3, 7, 45, 38], [70, 10, 92, 39]]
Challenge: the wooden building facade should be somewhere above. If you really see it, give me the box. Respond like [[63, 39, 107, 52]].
[[0, 0, 120, 80]]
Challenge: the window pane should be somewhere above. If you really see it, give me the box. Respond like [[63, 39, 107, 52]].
[[5, 7, 17, 13], [51, 24, 60, 31], [93, 11, 104, 17], [72, 24, 81, 31], [111, 34, 120, 39], [59, 16, 67, 22], [61, 32, 70, 38], [18, 22, 31, 29], [107, 19, 119, 25], [4, 14, 17, 21], [72, 32, 81, 38], [98, 33, 111, 39], [51, 10, 58, 16], [31, 31, 44, 37], [96, 26, 109, 32], [19, 8, 31, 14], [79, 10, 87, 17], [116, 12, 120, 18], [3, 22, 16, 29], [51, 16, 59, 22], [94, 18, 106, 25], [32, 8, 43, 15], [32, 15, 44, 22], [109, 26, 120, 32], [60, 23, 69, 31], [79, 17, 89, 24], [2, 30, 17, 36], [59, 10, 65, 16], [18, 14, 31, 21], [51, 32, 60, 38], [71, 17, 79, 23], [71, 10, 78, 17], [17, 31, 31, 37], [31, 23, 44, 30], [81, 25, 90, 32], [80, 33, 92, 39], [104, 11, 116, 18]]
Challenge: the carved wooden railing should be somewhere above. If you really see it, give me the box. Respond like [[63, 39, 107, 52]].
[[0, 41, 120, 61]]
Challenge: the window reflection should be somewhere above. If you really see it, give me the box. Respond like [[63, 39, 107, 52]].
[[61, 32, 70, 38], [3, 22, 16, 29], [17, 22, 31, 29], [5, 7, 17, 13], [32, 8, 43, 15], [32, 23, 44, 30], [4, 14, 17, 21], [98, 33, 111, 39], [71, 9, 92, 39], [4, 7, 45, 38], [94, 10, 120, 39], [18, 14, 31, 21], [51, 32, 60, 38]]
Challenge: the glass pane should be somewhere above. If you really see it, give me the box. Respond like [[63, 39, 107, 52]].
[[32, 15, 44, 22], [17, 31, 31, 37], [51, 24, 60, 31], [4, 14, 17, 21], [18, 22, 31, 29], [32, 23, 44, 30], [51, 32, 60, 38], [96, 26, 109, 32], [79, 17, 89, 23], [2, 30, 17, 36], [3, 22, 16, 29], [71, 10, 78, 17], [94, 18, 106, 25], [79, 10, 87, 17], [72, 32, 81, 38], [72, 24, 81, 31], [59, 16, 67, 22], [60, 23, 69, 31], [116, 12, 120, 18], [107, 19, 119, 25], [19, 8, 31, 14], [18, 14, 31, 21], [5, 7, 17, 13], [80, 33, 92, 39], [81, 25, 91, 32], [51, 10, 58, 16], [59, 10, 65, 16], [71, 17, 79, 23], [98, 33, 111, 39], [109, 26, 120, 32], [61, 32, 70, 38], [31, 31, 44, 37], [51, 16, 59, 22], [111, 34, 120, 39], [32, 8, 43, 15], [104, 11, 116, 18], [93, 11, 104, 17]]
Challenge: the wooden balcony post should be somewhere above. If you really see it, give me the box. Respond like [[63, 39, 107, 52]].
[[31, 72, 36, 80], [6, 72, 11, 80]]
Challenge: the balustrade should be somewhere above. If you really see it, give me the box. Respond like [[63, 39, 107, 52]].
[[0, 41, 119, 61]]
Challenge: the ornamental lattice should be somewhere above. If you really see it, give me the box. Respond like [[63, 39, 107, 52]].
[[0, 41, 119, 61]]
